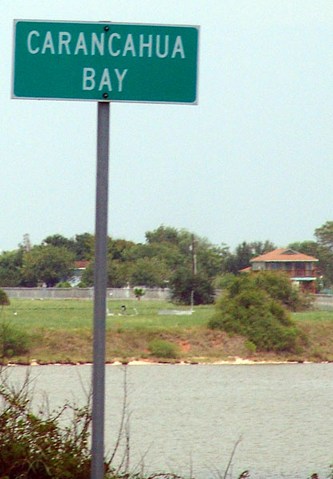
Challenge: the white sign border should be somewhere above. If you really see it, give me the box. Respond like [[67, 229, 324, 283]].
[[11, 19, 200, 105]]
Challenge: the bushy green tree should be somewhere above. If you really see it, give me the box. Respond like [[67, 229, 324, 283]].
[[80, 258, 128, 287], [143, 226, 227, 288], [0, 289, 10, 307], [22, 245, 75, 287], [83, 256, 170, 288], [43, 233, 75, 250], [108, 238, 135, 261], [123, 241, 185, 273], [288, 240, 320, 258], [314, 221, 333, 251], [290, 225, 333, 287], [312, 222, 333, 286], [252, 270, 310, 311], [208, 273, 303, 352], [222, 240, 276, 274], [130, 257, 170, 288], [169, 268, 215, 305], [72, 233, 95, 260], [145, 225, 180, 245], [0, 250, 24, 287], [107, 259, 133, 288], [44, 233, 95, 261]]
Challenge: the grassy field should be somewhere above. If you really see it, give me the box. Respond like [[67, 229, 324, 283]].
[[1, 299, 333, 364]]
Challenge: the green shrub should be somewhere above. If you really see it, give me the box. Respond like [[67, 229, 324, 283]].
[[0, 292, 29, 360], [244, 340, 257, 354], [0, 320, 30, 359], [0, 375, 94, 479], [133, 287, 145, 300], [0, 289, 10, 306], [148, 339, 179, 359], [56, 281, 72, 288], [252, 271, 312, 311], [209, 276, 301, 352]]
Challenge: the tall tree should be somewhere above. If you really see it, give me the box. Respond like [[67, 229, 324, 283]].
[[43, 232, 95, 261], [289, 233, 333, 287], [223, 240, 276, 274], [288, 240, 320, 257], [315, 221, 333, 251], [130, 257, 170, 288], [108, 238, 135, 261], [22, 245, 75, 287], [313, 221, 333, 286], [43, 234, 75, 250], [169, 267, 215, 305], [145, 225, 179, 245], [0, 250, 24, 287], [73, 233, 95, 260]]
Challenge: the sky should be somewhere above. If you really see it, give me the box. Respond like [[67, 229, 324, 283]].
[[0, 0, 332, 252]]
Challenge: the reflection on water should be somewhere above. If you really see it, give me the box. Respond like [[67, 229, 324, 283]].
[[3, 363, 333, 479]]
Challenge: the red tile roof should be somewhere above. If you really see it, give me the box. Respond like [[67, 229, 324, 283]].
[[250, 248, 318, 263], [239, 266, 252, 273], [74, 260, 90, 269]]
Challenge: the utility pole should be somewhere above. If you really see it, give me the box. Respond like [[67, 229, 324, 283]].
[[191, 234, 197, 276], [190, 234, 197, 311]]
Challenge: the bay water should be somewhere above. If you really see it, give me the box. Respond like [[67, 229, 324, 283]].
[[3, 363, 332, 479]]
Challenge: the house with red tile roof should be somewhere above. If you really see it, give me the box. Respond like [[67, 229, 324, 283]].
[[249, 248, 319, 292], [70, 260, 90, 286]]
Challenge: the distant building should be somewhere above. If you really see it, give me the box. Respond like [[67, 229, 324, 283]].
[[70, 260, 90, 286], [246, 248, 319, 293]]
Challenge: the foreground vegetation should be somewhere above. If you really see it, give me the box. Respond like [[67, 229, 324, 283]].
[[0, 298, 333, 364], [0, 371, 198, 479]]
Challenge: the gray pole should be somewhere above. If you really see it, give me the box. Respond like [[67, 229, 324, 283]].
[[190, 234, 197, 311], [91, 101, 110, 479]]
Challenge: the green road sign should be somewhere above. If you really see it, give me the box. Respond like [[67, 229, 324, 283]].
[[12, 20, 199, 103]]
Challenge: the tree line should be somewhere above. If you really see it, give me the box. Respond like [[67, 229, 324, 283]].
[[1, 221, 333, 300]]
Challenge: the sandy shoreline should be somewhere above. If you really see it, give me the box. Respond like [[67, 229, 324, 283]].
[[112, 357, 315, 366], [4, 356, 322, 367]]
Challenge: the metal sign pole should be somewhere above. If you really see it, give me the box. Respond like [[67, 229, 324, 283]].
[[91, 101, 110, 479]]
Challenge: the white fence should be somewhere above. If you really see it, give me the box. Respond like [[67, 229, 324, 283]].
[[313, 294, 333, 310], [2, 287, 170, 301], [2, 288, 333, 309]]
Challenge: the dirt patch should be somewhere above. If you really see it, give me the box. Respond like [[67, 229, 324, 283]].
[[178, 340, 191, 352]]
